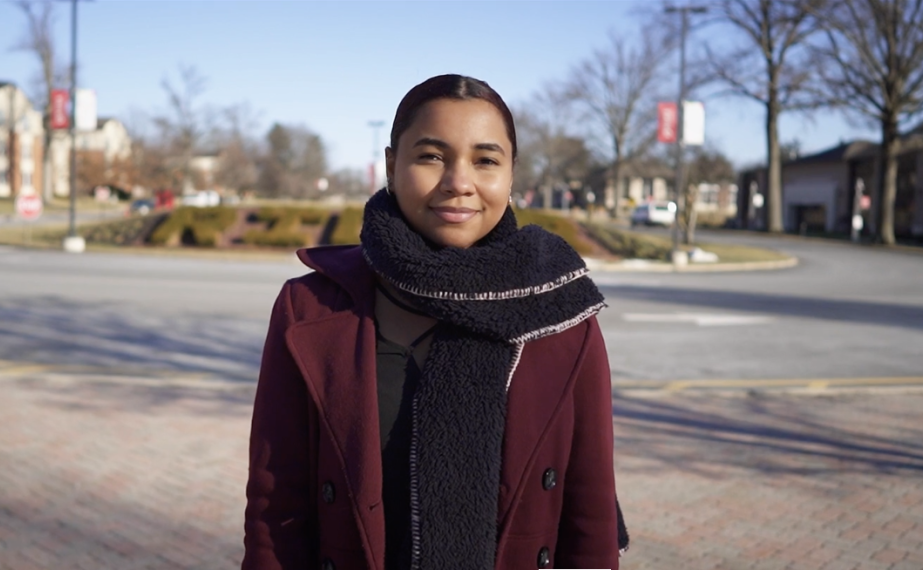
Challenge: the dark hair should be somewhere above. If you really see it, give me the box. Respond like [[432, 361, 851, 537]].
[[389, 74, 517, 161]]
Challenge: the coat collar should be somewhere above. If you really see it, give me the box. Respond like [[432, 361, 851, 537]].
[[297, 245, 376, 315]]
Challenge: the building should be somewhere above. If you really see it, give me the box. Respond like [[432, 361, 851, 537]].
[[738, 136, 923, 238], [0, 82, 45, 198], [49, 117, 132, 197]]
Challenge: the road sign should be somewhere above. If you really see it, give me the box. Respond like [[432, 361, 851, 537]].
[[15, 194, 43, 221]]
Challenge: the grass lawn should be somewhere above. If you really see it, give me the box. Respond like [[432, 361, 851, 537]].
[[584, 223, 790, 263], [0, 197, 124, 216]]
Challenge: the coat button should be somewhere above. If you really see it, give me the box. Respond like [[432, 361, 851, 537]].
[[537, 546, 551, 568], [321, 557, 335, 570], [542, 468, 557, 490], [322, 481, 335, 504]]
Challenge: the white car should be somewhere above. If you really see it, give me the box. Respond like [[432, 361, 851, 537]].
[[180, 190, 221, 208], [631, 201, 676, 227]]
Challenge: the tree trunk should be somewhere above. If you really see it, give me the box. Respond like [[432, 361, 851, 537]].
[[878, 116, 899, 245], [766, 88, 783, 233], [684, 183, 699, 244], [609, 158, 622, 218]]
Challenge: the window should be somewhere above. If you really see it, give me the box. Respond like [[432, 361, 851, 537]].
[[22, 172, 32, 187], [22, 143, 31, 159]]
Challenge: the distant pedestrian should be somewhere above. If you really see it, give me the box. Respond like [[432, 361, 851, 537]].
[[242, 73, 627, 570]]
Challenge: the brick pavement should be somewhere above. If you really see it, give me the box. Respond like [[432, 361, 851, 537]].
[[1, 372, 922, 569]]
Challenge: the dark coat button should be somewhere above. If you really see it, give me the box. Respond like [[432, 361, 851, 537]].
[[321, 481, 335, 504], [542, 468, 557, 490], [321, 557, 335, 570], [537, 546, 551, 568]]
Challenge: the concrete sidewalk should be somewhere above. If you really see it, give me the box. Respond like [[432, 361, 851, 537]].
[[1, 372, 921, 570]]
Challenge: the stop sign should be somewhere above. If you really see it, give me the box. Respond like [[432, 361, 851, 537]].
[[15, 194, 44, 221]]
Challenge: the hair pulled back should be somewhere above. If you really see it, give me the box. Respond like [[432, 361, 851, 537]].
[[389, 74, 517, 161]]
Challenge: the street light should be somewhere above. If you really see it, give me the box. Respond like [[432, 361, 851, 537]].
[[368, 120, 385, 192], [665, 3, 707, 267], [62, 0, 90, 253]]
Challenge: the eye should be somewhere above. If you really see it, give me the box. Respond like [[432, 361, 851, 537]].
[[477, 156, 500, 166], [417, 153, 442, 162]]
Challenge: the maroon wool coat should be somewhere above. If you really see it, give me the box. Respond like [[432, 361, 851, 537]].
[[242, 245, 621, 570]]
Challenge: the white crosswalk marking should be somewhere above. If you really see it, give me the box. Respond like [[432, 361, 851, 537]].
[[622, 312, 775, 326]]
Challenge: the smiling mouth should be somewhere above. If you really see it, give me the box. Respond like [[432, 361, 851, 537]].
[[431, 206, 479, 223]]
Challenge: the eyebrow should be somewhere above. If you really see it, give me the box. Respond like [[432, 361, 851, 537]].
[[412, 137, 507, 156]]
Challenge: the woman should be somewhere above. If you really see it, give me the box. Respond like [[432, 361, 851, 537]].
[[243, 74, 627, 570]]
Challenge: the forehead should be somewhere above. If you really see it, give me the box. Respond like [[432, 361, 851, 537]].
[[402, 98, 509, 141]]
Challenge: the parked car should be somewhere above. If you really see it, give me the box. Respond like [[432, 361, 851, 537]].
[[129, 199, 156, 216], [631, 201, 677, 227]]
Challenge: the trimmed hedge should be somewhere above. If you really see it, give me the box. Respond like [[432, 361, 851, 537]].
[[149, 206, 237, 247], [328, 206, 364, 246], [514, 209, 595, 255], [240, 206, 328, 248]]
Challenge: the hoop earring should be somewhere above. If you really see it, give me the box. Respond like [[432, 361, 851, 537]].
[[386, 179, 393, 195]]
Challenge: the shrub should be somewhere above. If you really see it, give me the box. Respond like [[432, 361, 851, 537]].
[[328, 207, 364, 245], [241, 206, 327, 248], [514, 209, 595, 255], [241, 229, 309, 248], [149, 206, 237, 247]]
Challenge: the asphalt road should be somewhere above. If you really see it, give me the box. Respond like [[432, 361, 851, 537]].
[[0, 233, 920, 389]]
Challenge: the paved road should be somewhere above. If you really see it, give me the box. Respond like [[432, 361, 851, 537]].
[[1, 234, 920, 388], [1, 237, 922, 569], [596, 231, 923, 388]]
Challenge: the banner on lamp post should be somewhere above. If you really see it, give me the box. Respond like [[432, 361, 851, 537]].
[[682, 101, 705, 146], [657, 102, 678, 143], [75, 89, 97, 132], [50, 90, 70, 130]]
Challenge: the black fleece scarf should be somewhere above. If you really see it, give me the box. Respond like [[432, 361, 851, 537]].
[[360, 189, 626, 569]]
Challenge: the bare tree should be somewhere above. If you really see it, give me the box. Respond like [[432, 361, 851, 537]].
[[561, 26, 673, 216], [11, 0, 68, 201], [514, 92, 593, 207], [812, 0, 923, 244], [153, 64, 211, 191], [707, 0, 827, 233], [212, 103, 261, 194]]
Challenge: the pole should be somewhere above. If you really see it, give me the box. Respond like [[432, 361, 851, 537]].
[[63, 0, 85, 252], [68, 0, 77, 238], [368, 120, 385, 191], [664, 4, 707, 266], [672, 8, 688, 262]]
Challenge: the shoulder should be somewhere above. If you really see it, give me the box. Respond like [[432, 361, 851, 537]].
[[518, 316, 604, 379], [276, 245, 372, 324]]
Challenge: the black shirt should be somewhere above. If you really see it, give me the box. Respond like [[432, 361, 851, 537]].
[[376, 325, 434, 570]]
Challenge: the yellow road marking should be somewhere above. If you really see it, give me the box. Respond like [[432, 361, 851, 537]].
[[633, 376, 923, 392]]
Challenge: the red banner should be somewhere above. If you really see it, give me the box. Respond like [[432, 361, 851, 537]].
[[657, 102, 677, 144], [51, 89, 69, 130]]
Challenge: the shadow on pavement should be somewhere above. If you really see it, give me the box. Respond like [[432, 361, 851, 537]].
[[600, 285, 923, 331], [612, 393, 923, 477], [0, 295, 264, 382]]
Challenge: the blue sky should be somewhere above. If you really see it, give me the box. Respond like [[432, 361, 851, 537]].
[[0, 0, 879, 172]]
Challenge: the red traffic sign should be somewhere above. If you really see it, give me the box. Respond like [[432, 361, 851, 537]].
[[15, 194, 44, 221]]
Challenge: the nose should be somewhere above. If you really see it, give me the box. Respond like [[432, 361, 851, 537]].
[[439, 161, 474, 195]]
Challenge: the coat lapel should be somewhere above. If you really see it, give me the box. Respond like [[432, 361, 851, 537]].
[[286, 246, 385, 570]]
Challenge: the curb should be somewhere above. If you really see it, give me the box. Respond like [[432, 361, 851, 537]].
[[584, 255, 799, 273]]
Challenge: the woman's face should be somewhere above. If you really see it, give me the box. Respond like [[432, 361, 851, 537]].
[[386, 98, 514, 249]]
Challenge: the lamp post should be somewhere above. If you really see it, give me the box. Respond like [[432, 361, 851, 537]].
[[63, 0, 86, 253], [368, 120, 385, 192], [664, 3, 706, 267]]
